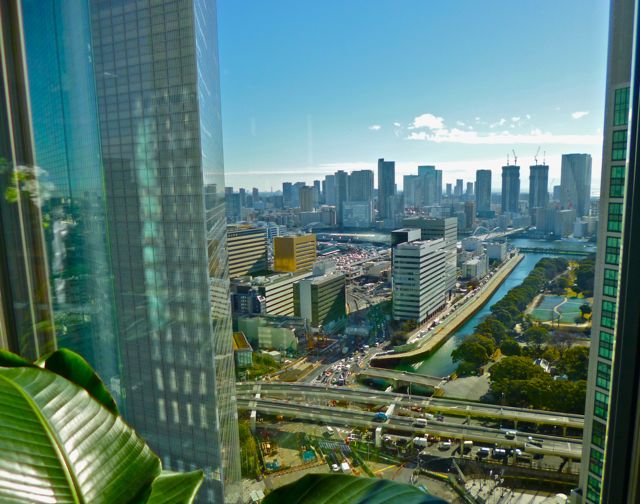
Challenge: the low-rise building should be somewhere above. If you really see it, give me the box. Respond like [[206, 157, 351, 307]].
[[274, 234, 317, 272], [232, 331, 253, 369], [237, 315, 308, 352], [230, 271, 312, 317], [227, 225, 268, 278], [462, 254, 489, 280], [294, 272, 347, 332], [486, 242, 507, 261]]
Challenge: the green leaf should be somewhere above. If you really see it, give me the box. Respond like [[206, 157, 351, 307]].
[[35, 348, 118, 414], [0, 366, 160, 503], [145, 471, 204, 504], [0, 349, 33, 368], [262, 474, 447, 504]]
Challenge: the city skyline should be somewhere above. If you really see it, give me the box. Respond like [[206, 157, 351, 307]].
[[218, 0, 609, 192]]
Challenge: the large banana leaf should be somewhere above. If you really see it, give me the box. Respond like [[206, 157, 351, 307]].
[[0, 362, 203, 503], [262, 474, 448, 504]]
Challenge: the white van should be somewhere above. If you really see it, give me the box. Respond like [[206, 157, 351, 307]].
[[413, 418, 428, 427]]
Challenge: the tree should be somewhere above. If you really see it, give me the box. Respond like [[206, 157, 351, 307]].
[[0, 349, 203, 503], [452, 341, 489, 366], [489, 356, 547, 384], [524, 325, 550, 348], [563, 346, 590, 380], [500, 338, 521, 356], [579, 304, 592, 320], [475, 317, 508, 343]]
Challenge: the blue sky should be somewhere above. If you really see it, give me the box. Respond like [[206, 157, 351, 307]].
[[218, 0, 609, 192]]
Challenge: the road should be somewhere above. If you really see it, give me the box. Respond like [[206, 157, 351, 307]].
[[238, 396, 582, 460], [236, 382, 585, 430]]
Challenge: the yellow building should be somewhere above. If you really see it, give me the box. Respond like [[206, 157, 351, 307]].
[[273, 234, 317, 272]]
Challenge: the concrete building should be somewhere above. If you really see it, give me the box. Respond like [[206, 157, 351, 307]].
[[486, 242, 507, 262], [464, 201, 476, 231], [274, 235, 317, 273], [324, 174, 336, 205], [232, 332, 253, 370], [392, 240, 447, 323], [529, 164, 550, 220], [476, 169, 492, 215], [342, 201, 374, 228], [403, 175, 420, 208], [294, 273, 347, 331], [402, 217, 458, 295], [462, 255, 489, 280], [320, 206, 337, 226], [283, 182, 293, 208], [454, 179, 464, 197], [299, 185, 315, 211], [334, 170, 349, 225], [501, 165, 521, 214], [418, 165, 439, 205], [561, 153, 593, 218], [231, 271, 312, 317], [227, 225, 268, 278], [237, 316, 306, 352], [391, 228, 422, 248], [579, 1, 635, 502], [377, 158, 396, 219], [554, 209, 577, 237], [349, 170, 374, 202]]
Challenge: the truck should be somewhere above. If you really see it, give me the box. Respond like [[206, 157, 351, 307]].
[[413, 437, 429, 448], [413, 417, 428, 427]]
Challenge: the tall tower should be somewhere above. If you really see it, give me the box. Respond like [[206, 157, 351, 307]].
[[334, 170, 349, 225], [561, 154, 593, 217], [501, 165, 521, 214], [349, 169, 374, 202], [529, 164, 549, 215], [475, 169, 492, 214], [377, 158, 396, 219], [578, 0, 635, 502]]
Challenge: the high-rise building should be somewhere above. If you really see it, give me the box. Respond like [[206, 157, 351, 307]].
[[454, 179, 464, 197], [435, 170, 443, 203], [552, 185, 562, 201], [403, 175, 420, 208], [292, 181, 305, 208], [299, 185, 315, 212], [377, 158, 396, 219], [313, 180, 322, 205], [446, 183, 452, 197], [561, 154, 593, 217], [0, 1, 241, 501], [466, 182, 474, 197], [402, 217, 457, 296], [475, 170, 492, 214], [392, 240, 446, 323], [324, 174, 336, 205], [464, 201, 476, 231], [418, 165, 438, 205], [501, 165, 521, 214], [349, 170, 374, 202], [578, 0, 635, 502], [274, 235, 317, 273], [294, 273, 347, 330], [283, 182, 293, 208], [334, 170, 349, 225], [252, 187, 260, 205], [342, 201, 374, 228], [227, 226, 268, 278], [529, 165, 550, 220]]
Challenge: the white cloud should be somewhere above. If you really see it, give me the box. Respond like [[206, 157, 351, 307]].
[[368, 124, 382, 131], [526, 114, 531, 120], [409, 113, 445, 130], [511, 116, 521, 122], [393, 122, 402, 127], [489, 118, 507, 128], [456, 120, 466, 127], [406, 127, 601, 145], [571, 111, 589, 119]]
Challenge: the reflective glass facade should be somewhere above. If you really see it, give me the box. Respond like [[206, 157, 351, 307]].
[[87, 0, 240, 501], [21, 0, 121, 399]]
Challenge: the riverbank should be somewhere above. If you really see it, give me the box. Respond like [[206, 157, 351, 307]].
[[371, 253, 524, 368]]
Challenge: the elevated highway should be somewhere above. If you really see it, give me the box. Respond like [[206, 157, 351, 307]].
[[517, 247, 592, 257], [236, 382, 585, 431], [356, 367, 445, 390], [237, 396, 582, 460]]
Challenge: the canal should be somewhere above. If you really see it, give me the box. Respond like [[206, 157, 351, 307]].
[[401, 238, 596, 377]]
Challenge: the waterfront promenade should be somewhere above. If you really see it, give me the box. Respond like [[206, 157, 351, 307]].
[[371, 253, 524, 367]]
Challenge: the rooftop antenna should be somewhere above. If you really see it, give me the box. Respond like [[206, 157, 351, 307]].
[[512, 149, 518, 166], [534, 146, 541, 165]]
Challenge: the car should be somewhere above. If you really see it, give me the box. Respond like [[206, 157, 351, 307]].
[[331, 463, 340, 472], [413, 418, 428, 427], [505, 430, 517, 439], [435, 415, 445, 422], [373, 412, 388, 422], [476, 447, 491, 459], [492, 448, 507, 459], [438, 440, 452, 451]]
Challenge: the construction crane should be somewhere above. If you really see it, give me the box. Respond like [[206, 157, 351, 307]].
[[534, 146, 541, 165], [512, 149, 518, 165]]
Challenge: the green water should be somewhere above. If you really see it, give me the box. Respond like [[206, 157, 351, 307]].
[[401, 238, 596, 377]]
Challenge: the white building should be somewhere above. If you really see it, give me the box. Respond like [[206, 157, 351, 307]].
[[462, 254, 489, 280], [486, 242, 507, 261], [392, 239, 446, 323]]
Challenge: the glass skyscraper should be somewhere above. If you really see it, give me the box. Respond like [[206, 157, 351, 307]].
[[1, 1, 240, 502], [501, 164, 520, 214]]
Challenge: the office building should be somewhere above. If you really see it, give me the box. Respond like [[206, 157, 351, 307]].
[[225, 192, 242, 222], [561, 154, 593, 217], [349, 170, 374, 202], [529, 165, 550, 220], [232, 332, 253, 370], [552, 185, 562, 201], [392, 240, 447, 323], [579, 0, 635, 502], [403, 175, 420, 208], [391, 228, 422, 248], [320, 206, 337, 226], [486, 243, 507, 262], [299, 185, 315, 212], [283, 182, 293, 208], [418, 165, 439, 205], [274, 235, 317, 273], [324, 174, 336, 205], [402, 217, 457, 295], [227, 226, 268, 278], [466, 182, 474, 197], [446, 183, 452, 198], [335, 170, 349, 225], [377, 158, 396, 219], [231, 271, 312, 317], [464, 201, 476, 231], [475, 169, 492, 214], [252, 187, 260, 205], [435, 170, 443, 203], [462, 255, 489, 280], [0, 1, 241, 501], [294, 273, 347, 330], [454, 179, 464, 197], [501, 165, 521, 213], [342, 201, 374, 228]]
